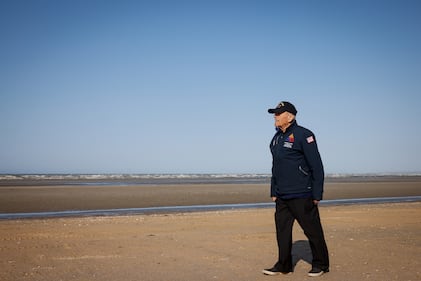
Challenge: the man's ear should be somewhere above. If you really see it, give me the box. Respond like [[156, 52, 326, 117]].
[[287, 113, 295, 122]]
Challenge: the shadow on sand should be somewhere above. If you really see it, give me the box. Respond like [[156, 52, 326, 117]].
[[292, 240, 312, 269]]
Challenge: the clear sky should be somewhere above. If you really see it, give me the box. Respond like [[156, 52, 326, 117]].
[[1, 0, 420, 175]]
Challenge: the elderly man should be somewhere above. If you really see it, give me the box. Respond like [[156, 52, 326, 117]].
[[262, 101, 329, 277]]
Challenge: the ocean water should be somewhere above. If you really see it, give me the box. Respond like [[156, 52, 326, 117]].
[[1, 173, 420, 186], [0, 173, 272, 186]]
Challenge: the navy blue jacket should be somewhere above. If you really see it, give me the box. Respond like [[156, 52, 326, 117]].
[[270, 120, 325, 200]]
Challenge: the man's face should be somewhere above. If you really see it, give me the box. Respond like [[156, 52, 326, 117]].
[[274, 111, 293, 129]]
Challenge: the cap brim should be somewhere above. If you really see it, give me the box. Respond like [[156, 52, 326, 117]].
[[268, 108, 286, 114]]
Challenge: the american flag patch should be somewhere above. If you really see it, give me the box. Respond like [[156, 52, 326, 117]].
[[306, 136, 314, 143]]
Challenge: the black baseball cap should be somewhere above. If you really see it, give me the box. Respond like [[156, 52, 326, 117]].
[[268, 101, 297, 115]]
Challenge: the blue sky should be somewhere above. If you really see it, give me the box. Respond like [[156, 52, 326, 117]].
[[1, 0, 420, 174]]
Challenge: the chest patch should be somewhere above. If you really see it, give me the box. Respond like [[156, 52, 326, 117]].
[[283, 133, 294, 148], [283, 141, 293, 148]]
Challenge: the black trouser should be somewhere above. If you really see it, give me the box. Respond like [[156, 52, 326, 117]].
[[274, 198, 329, 272]]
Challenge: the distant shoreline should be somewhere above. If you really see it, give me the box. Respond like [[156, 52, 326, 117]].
[[1, 173, 421, 186]]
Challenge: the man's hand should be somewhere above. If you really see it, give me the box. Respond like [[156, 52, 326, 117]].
[[313, 200, 320, 205], [272, 197, 277, 202]]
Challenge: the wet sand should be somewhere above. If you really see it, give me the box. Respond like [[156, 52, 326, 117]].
[[1, 179, 421, 213], [0, 202, 420, 281]]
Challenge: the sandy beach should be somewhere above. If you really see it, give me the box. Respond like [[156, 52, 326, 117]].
[[0, 202, 420, 281], [0, 178, 420, 280]]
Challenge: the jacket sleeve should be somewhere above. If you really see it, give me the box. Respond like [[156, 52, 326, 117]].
[[302, 132, 325, 200], [269, 136, 277, 198], [270, 175, 276, 197]]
